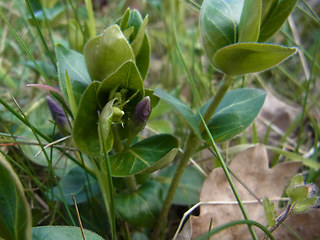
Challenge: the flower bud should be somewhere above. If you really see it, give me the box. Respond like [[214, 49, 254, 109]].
[[46, 96, 68, 127], [134, 96, 151, 123]]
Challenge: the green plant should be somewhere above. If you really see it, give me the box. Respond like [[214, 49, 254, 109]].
[[0, 0, 318, 239]]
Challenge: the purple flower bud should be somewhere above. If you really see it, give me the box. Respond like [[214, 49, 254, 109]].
[[135, 96, 151, 123], [46, 96, 68, 126]]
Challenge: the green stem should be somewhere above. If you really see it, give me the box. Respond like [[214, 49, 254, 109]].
[[126, 176, 138, 192], [198, 220, 274, 240], [199, 113, 257, 240], [152, 75, 234, 240], [152, 131, 201, 240], [84, 0, 96, 38], [199, 75, 234, 132]]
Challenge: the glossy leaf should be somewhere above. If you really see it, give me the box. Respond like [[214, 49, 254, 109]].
[[202, 88, 266, 142], [200, 0, 244, 62], [84, 25, 135, 81], [49, 166, 100, 205], [97, 61, 144, 109], [153, 88, 201, 137], [238, 0, 261, 42], [0, 153, 32, 240], [213, 42, 297, 76], [110, 134, 179, 177], [120, 8, 131, 31], [157, 164, 205, 205], [125, 10, 150, 79], [32, 226, 104, 240], [115, 180, 162, 228], [259, 0, 298, 42], [55, 44, 91, 105], [135, 34, 150, 80], [73, 81, 101, 156], [261, 0, 279, 25]]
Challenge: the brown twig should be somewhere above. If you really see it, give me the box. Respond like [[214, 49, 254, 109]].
[[72, 194, 86, 240]]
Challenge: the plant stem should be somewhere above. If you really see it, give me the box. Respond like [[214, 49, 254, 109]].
[[152, 131, 201, 239], [200, 113, 258, 240], [199, 75, 234, 132], [126, 176, 138, 192], [152, 75, 234, 239]]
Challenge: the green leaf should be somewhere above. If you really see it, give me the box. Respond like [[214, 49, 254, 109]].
[[97, 61, 144, 109], [153, 88, 201, 137], [263, 197, 276, 227], [115, 180, 162, 228], [238, 0, 261, 42], [32, 226, 104, 240], [287, 185, 309, 202], [259, 0, 298, 42], [292, 197, 318, 213], [0, 153, 32, 240], [200, 0, 244, 62], [84, 25, 135, 81], [73, 81, 101, 156], [24, 60, 57, 79], [261, 0, 279, 25], [110, 134, 179, 177], [135, 34, 150, 80], [98, 100, 124, 154], [120, 8, 131, 31], [213, 42, 297, 76], [157, 164, 205, 205], [49, 166, 100, 205], [131, 16, 148, 56], [55, 44, 91, 105], [203, 88, 266, 142]]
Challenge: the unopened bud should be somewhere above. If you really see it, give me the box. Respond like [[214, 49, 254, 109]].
[[134, 96, 151, 123], [46, 96, 68, 126]]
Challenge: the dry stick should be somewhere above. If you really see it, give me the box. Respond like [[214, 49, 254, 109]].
[[72, 194, 86, 240]]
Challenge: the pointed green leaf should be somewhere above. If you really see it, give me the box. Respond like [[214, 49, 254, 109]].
[[263, 198, 276, 227], [84, 25, 135, 81], [120, 8, 131, 31], [65, 70, 78, 116], [115, 181, 162, 228], [135, 33, 150, 80], [110, 134, 179, 177], [0, 153, 32, 240], [213, 42, 297, 76], [259, 0, 298, 42], [97, 61, 145, 108], [73, 81, 101, 156], [261, 0, 279, 25], [131, 16, 148, 56], [153, 88, 201, 137], [32, 226, 104, 240], [202, 88, 266, 142], [238, 0, 261, 42], [55, 44, 91, 105], [200, 0, 244, 62]]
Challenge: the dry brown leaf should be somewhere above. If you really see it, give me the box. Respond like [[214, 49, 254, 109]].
[[184, 144, 301, 239], [254, 92, 300, 148], [273, 208, 320, 240]]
